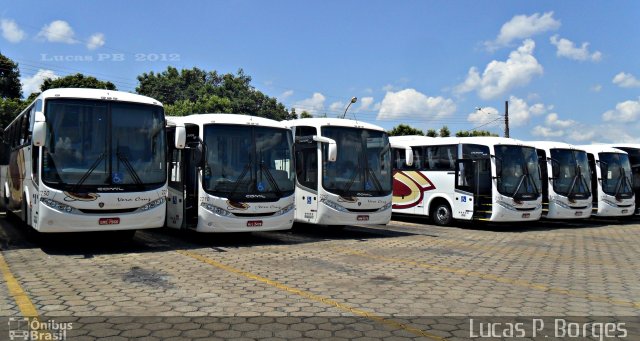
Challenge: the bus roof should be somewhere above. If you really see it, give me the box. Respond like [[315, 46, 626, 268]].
[[576, 144, 628, 155], [166, 113, 288, 129], [39, 88, 162, 106], [284, 118, 385, 132], [598, 143, 640, 150], [527, 140, 586, 152], [389, 135, 534, 148]]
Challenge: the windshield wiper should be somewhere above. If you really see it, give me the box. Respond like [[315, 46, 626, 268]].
[[259, 162, 282, 196], [71, 153, 105, 192], [116, 150, 144, 188], [343, 164, 361, 194], [365, 166, 383, 193], [230, 161, 252, 195], [614, 167, 632, 199]]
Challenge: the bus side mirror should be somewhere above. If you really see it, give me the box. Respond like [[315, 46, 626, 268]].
[[175, 124, 186, 149], [312, 135, 337, 162], [32, 111, 46, 147], [404, 148, 414, 167]]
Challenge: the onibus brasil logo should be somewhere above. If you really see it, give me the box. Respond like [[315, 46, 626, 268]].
[[8, 317, 72, 340]]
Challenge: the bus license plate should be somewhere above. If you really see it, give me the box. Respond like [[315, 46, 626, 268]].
[[247, 220, 263, 227], [622, 209, 628, 214], [357, 215, 369, 221], [521, 213, 530, 218], [575, 211, 583, 216], [99, 218, 120, 225]]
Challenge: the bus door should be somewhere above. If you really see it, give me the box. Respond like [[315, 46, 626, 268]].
[[167, 127, 185, 229], [459, 144, 492, 219], [293, 127, 319, 223], [536, 149, 549, 215], [166, 124, 200, 229], [183, 124, 200, 227], [455, 159, 475, 220], [587, 153, 598, 209]]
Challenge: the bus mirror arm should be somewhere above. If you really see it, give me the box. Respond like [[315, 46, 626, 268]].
[[312, 135, 337, 162], [175, 124, 186, 149], [32, 111, 46, 147]]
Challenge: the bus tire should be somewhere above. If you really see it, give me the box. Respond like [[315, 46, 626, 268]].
[[431, 202, 453, 226]]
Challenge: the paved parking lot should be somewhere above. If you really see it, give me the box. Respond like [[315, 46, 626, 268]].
[[1, 214, 639, 340]]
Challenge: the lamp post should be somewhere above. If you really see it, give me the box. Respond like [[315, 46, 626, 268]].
[[340, 97, 357, 119]]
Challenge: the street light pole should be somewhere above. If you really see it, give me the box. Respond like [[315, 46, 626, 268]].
[[504, 100, 509, 138], [340, 97, 357, 119]]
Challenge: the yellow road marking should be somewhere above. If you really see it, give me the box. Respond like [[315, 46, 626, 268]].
[[335, 247, 640, 309], [177, 249, 447, 341], [0, 252, 38, 317]]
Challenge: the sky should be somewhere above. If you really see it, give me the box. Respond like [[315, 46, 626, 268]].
[[1, 1, 639, 143]]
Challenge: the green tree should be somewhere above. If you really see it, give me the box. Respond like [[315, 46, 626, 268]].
[[0, 53, 22, 99], [388, 124, 424, 136], [0, 98, 27, 132], [40, 73, 116, 92], [456, 129, 499, 137], [426, 129, 438, 137], [300, 110, 313, 119], [439, 125, 451, 137], [136, 67, 294, 120]]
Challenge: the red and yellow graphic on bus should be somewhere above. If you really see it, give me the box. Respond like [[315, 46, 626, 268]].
[[392, 170, 435, 209]]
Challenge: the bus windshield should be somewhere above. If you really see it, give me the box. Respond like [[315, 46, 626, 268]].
[[550, 149, 591, 199], [599, 152, 633, 198], [42, 99, 166, 191], [202, 124, 294, 200], [320, 126, 392, 197], [495, 145, 541, 200]]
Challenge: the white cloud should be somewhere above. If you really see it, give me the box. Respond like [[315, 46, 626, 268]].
[[530, 103, 548, 116], [545, 113, 575, 128], [37, 20, 77, 44], [279, 90, 294, 100], [21, 69, 59, 95], [382, 84, 397, 92], [455, 39, 543, 100], [532, 125, 564, 138], [293, 92, 326, 116], [549, 35, 601, 62], [566, 129, 596, 142], [86, 32, 105, 50], [602, 97, 640, 122], [358, 97, 374, 111], [377, 89, 456, 120], [591, 84, 602, 92], [486, 11, 560, 49], [328, 101, 344, 113], [467, 106, 500, 127], [0, 19, 26, 43], [612, 72, 640, 88]]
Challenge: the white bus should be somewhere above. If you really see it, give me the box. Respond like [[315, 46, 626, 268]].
[[286, 118, 393, 227], [0, 88, 184, 235], [390, 136, 543, 226], [165, 114, 295, 232], [531, 141, 592, 219], [604, 144, 640, 215], [577, 145, 635, 217]]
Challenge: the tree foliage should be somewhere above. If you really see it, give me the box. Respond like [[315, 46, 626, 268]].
[[439, 125, 451, 137], [426, 129, 438, 137], [388, 124, 424, 136], [40, 73, 116, 92], [0, 53, 22, 99], [299, 111, 313, 119], [455, 129, 499, 137], [0, 98, 28, 135], [136, 67, 294, 120]]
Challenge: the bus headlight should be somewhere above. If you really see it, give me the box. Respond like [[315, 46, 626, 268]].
[[320, 198, 349, 212], [376, 202, 392, 212], [200, 203, 233, 217], [41, 198, 75, 213], [137, 197, 165, 212], [274, 204, 294, 216]]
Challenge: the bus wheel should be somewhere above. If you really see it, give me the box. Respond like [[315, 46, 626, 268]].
[[432, 202, 452, 226]]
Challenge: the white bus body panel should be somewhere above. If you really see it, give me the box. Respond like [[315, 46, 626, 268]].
[[578, 145, 635, 217], [36, 187, 166, 232]]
